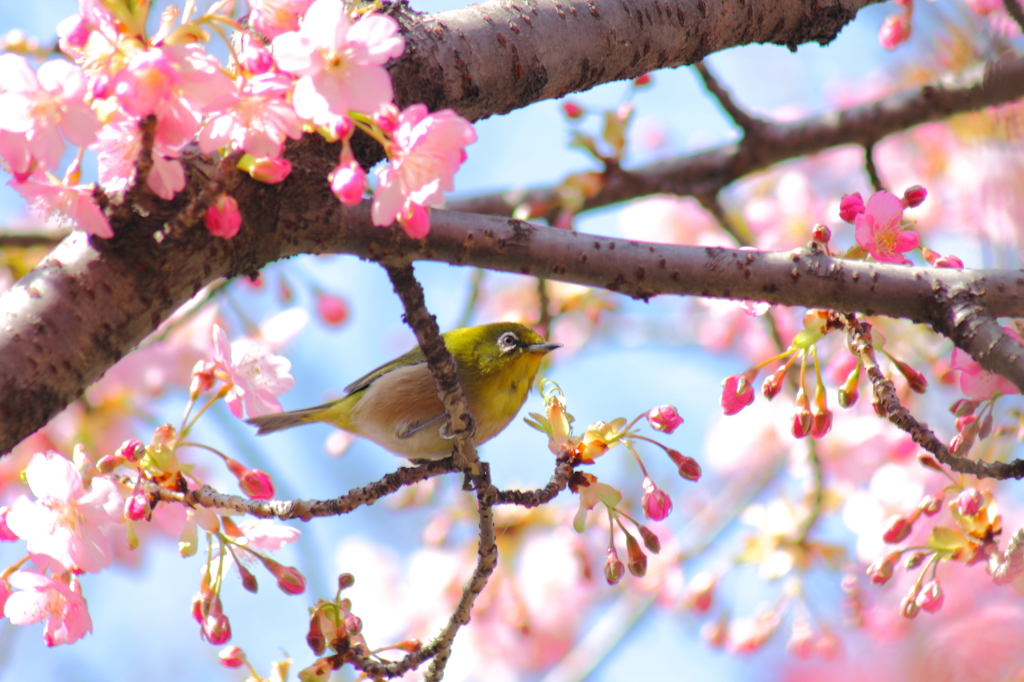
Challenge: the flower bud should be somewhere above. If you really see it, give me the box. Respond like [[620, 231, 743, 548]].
[[867, 552, 899, 585], [201, 596, 232, 645], [297, 657, 333, 682], [956, 488, 984, 517], [239, 563, 259, 593], [317, 292, 349, 326], [879, 13, 911, 50], [633, 73, 651, 87], [882, 515, 913, 544], [761, 362, 790, 401], [624, 532, 647, 578], [239, 469, 275, 500], [978, 413, 993, 440], [124, 491, 150, 521], [902, 185, 927, 208], [811, 223, 831, 245], [839, 192, 865, 223], [916, 579, 943, 613], [372, 103, 399, 135], [604, 546, 625, 585], [329, 155, 367, 206], [917, 454, 945, 474], [791, 389, 812, 439], [810, 399, 832, 439], [641, 478, 673, 522], [638, 525, 661, 554], [205, 193, 242, 239], [893, 359, 928, 393], [838, 365, 860, 408], [345, 613, 363, 635], [117, 438, 146, 462], [338, 573, 355, 591], [721, 371, 756, 415], [899, 593, 920, 619], [306, 611, 326, 655], [918, 492, 944, 516], [219, 645, 246, 668], [951, 398, 979, 417], [152, 424, 176, 448], [96, 454, 124, 473], [904, 551, 927, 570], [245, 156, 293, 184], [933, 254, 964, 269], [667, 450, 702, 482], [647, 405, 683, 434], [393, 639, 422, 653], [265, 559, 306, 595]]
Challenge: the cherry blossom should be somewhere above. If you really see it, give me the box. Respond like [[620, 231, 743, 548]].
[[4, 571, 93, 647], [0, 54, 100, 174], [5, 451, 122, 574], [10, 175, 113, 238], [371, 104, 477, 236], [854, 190, 919, 264], [212, 324, 295, 418], [250, 0, 316, 39], [271, 0, 405, 124], [198, 73, 303, 158], [949, 326, 1023, 399]]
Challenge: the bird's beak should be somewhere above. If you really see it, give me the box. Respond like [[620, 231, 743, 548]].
[[527, 342, 561, 354]]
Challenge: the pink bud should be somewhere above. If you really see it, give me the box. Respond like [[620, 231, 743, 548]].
[[951, 398, 979, 417], [647, 405, 683, 434], [238, 468, 275, 500], [201, 596, 232, 645], [205, 193, 242, 239], [329, 158, 366, 205], [667, 449, 702, 482], [894, 359, 928, 393], [338, 573, 355, 590], [96, 454, 124, 473], [956, 488, 984, 516], [721, 372, 756, 415], [916, 579, 944, 613], [117, 438, 146, 462], [933, 255, 964, 269], [604, 546, 625, 585], [316, 292, 349, 326], [638, 525, 661, 554], [812, 223, 831, 244], [902, 185, 927, 208], [247, 157, 292, 184], [240, 35, 273, 74], [879, 13, 911, 50], [0, 507, 18, 541], [900, 593, 920, 619], [839, 192, 865, 223], [344, 613, 363, 635], [219, 645, 247, 668], [882, 515, 913, 544], [641, 478, 673, 521], [562, 102, 584, 119], [810, 403, 832, 439], [266, 560, 306, 595], [124, 491, 150, 521], [633, 73, 652, 87]]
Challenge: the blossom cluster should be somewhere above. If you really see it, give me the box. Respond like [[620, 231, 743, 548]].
[[0, 0, 476, 241], [0, 322, 304, 647]]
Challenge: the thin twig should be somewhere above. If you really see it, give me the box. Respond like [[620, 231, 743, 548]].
[[494, 461, 574, 507], [863, 142, 884, 192], [844, 313, 1024, 480], [144, 458, 460, 519], [693, 62, 765, 134]]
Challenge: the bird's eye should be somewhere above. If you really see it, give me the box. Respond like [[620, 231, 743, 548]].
[[497, 331, 519, 352]]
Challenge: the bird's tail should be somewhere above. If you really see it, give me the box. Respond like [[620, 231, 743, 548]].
[[246, 406, 325, 435]]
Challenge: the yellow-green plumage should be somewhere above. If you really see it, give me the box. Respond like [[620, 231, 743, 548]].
[[246, 323, 559, 460]]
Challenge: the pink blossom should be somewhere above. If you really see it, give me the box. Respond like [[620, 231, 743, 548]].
[[4, 571, 92, 646], [371, 104, 477, 236], [879, 13, 911, 50], [916, 579, 944, 613], [212, 324, 295, 418], [245, 156, 293, 184], [854, 190, 918, 264], [205, 194, 242, 239], [235, 519, 301, 553], [949, 327, 1022, 399], [5, 451, 122, 574], [0, 54, 100, 173], [11, 176, 113, 238], [112, 45, 233, 152], [219, 645, 247, 668], [647, 405, 683, 434], [902, 184, 927, 207], [0, 506, 18, 541], [955, 487, 984, 516], [199, 73, 303, 158], [147, 155, 186, 201], [250, 0, 316, 39], [271, 1, 404, 123], [93, 113, 141, 194]]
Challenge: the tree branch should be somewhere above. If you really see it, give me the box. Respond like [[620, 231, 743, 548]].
[[448, 54, 1024, 216]]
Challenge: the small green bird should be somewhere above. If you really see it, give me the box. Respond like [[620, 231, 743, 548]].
[[246, 322, 560, 460]]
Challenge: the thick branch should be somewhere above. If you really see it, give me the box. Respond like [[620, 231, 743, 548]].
[[449, 54, 1024, 216], [7, 193, 1024, 453]]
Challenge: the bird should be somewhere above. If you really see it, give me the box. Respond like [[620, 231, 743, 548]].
[[246, 322, 560, 460]]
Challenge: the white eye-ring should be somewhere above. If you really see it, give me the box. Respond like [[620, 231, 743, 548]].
[[497, 331, 519, 353]]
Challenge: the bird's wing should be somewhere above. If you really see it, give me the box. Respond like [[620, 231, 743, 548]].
[[342, 345, 427, 394]]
